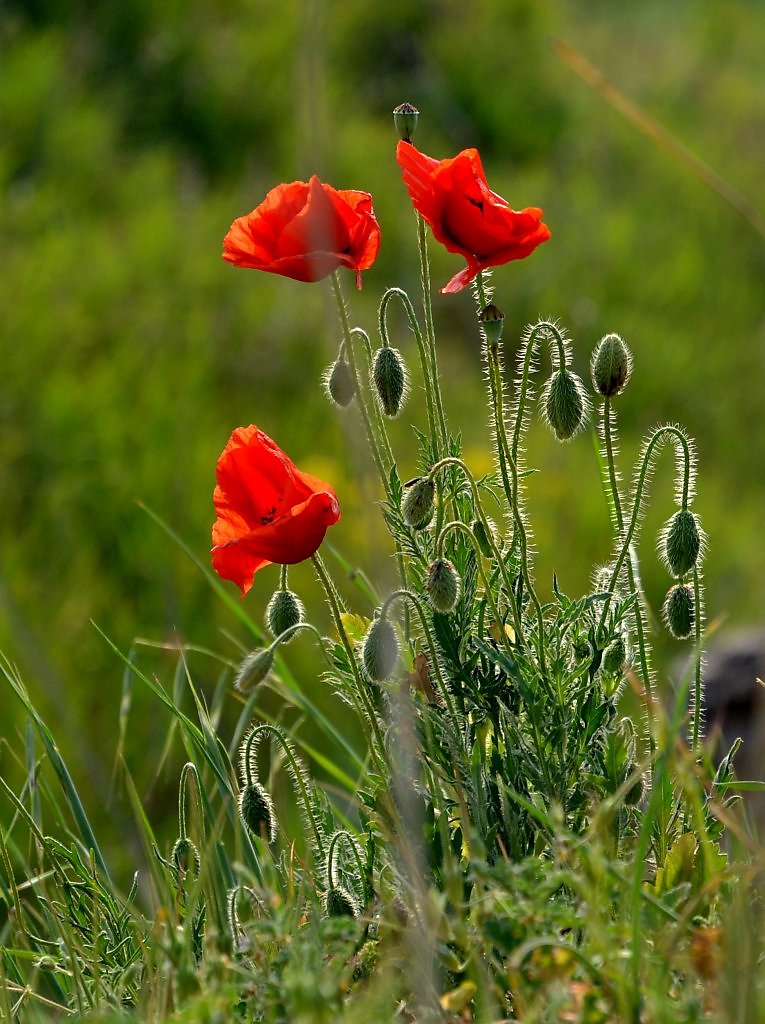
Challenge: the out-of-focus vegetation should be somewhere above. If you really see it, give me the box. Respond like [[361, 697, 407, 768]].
[[1, 0, 764, 850]]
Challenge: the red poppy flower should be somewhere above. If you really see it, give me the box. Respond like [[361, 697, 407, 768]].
[[212, 425, 341, 595], [396, 141, 550, 294], [222, 176, 381, 289]]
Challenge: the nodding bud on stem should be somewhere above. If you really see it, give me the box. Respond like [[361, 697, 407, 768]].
[[234, 647, 274, 693], [171, 837, 201, 878], [542, 368, 590, 441], [393, 101, 419, 142], [402, 477, 435, 530], [661, 509, 702, 577], [362, 617, 399, 681], [239, 782, 277, 844], [426, 559, 461, 614], [324, 358, 356, 407], [479, 304, 505, 349], [372, 346, 408, 417], [325, 886, 359, 918], [663, 583, 695, 639], [266, 589, 304, 640], [591, 333, 633, 398]]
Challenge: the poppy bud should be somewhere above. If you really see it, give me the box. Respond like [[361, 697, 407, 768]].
[[372, 346, 408, 418], [266, 589, 304, 641], [602, 637, 626, 676], [239, 782, 277, 843], [471, 518, 494, 558], [572, 638, 592, 663], [171, 837, 201, 878], [324, 357, 356, 407], [542, 368, 589, 441], [661, 509, 702, 577], [234, 647, 274, 693], [426, 559, 461, 614], [325, 885, 359, 918], [393, 101, 419, 142], [401, 477, 435, 530], [663, 583, 695, 640], [591, 333, 632, 398], [479, 304, 505, 349], [362, 618, 399, 681]]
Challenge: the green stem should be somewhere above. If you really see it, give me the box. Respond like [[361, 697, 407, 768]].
[[326, 829, 366, 892], [511, 320, 568, 464], [416, 213, 449, 456], [691, 568, 705, 750], [178, 762, 202, 843], [350, 326, 396, 472]]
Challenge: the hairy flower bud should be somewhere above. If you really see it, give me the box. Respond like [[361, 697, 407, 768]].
[[479, 303, 505, 349], [662, 509, 702, 577], [663, 583, 695, 639], [590, 333, 633, 398], [426, 559, 460, 614], [542, 368, 589, 441], [266, 589, 304, 641], [234, 647, 274, 693], [393, 101, 419, 142], [325, 885, 359, 918], [324, 358, 356, 407], [372, 346, 408, 417], [171, 837, 201, 878], [602, 637, 626, 676], [362, 618, 399, 681], [239, 782, 277, 843], [402, 477, 435, 530]]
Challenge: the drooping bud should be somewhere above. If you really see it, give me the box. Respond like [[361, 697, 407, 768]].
[[325, 885, 359, 918], [661, 509, 702, 577], [602, 637, 626, 676], [234, 647, 274, 693], [372, 346, 408, 417], [402, 477, 435, 530], [239, 782, 277, 843], [324, 358, 356, 407], [171, 837, 201, 878], [362, 617, 399, 681], [393, 102, 419, 142], [663, 583, 695, 640], [590, 333, 633, 398], [471, 518, 494, 558], [426, 559, 461, 614], [266, 589, 304, 641], [479, 304, 505, 349], [542, 368, 589, 441]]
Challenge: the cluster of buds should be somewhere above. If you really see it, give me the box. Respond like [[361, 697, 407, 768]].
[[661, 507, 704, 640]]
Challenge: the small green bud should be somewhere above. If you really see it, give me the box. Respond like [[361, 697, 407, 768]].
[[325, 885, 359, 918], [602, 637, 626, 676], [663, 583, 695, 639], [661, 509, 702, 577], [266, 589, 304, 640], [393, 101, 419, 142], [542, 368, 589, 441], [352, 939, 380, 981], [234, 647, 274, 693], [572, 638, 592, 663], [479, 303, 505, 349], [471, 518, 494, 558], [372, 346, 408, 417], [362, 617, 399, 681], [591, 332, 633, 398], [239, 782, 277, 843], [171, 837, 201, 878], [324, 358, 356, 407], [402, 477, 435, 530], [426, 559, 460, 614]]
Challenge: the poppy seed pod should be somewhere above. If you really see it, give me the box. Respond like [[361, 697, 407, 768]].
[[372, 346, 407, 418], [426, 559, 461, 614], [542, 368, 589, 441], [324, 358, 356, 407], [239, 782, 277, 844], [662, 509, 702, 577], [401, 477, 435, 530], [266, 589, 304, 641], [234, 647, 274, 693], [602, 637, 627, 676], [362, 618, 399, 681], [171, 837, 201, 878], [393, 101, 419, 142], [479, 304, 505, 349], [325, 885, 359, 918], [663, 583, 695, 640], [591, 333, 633, 398]]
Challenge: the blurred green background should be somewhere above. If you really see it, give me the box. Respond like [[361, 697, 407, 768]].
[[1, 0, 764, 850]]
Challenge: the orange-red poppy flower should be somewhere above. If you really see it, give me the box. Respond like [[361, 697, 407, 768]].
[[222, 176, 381, 288], [396, 141, 550, 294], [212, 425, 341, 595]]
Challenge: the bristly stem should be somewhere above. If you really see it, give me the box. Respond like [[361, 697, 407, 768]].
[[326, 829, 366, 893], [416, 213, 449, 457], [350, 326, 396, 472], [691, 567, 705, 750], [511, 320, 568, 464]]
